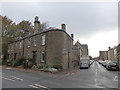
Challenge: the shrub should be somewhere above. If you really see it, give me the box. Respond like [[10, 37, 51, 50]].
[[52, 64, 63, 70], [52, 59, 63, 70], [27, 58, 35, 68], [37, 65, 44, 69], [16, 65, 23, 68], [6, 59, 13, 66], [28, 61, 34, 68], [31, 65, 38, 70], [14, 57, 26, 67], [2, 59, 7, 65]]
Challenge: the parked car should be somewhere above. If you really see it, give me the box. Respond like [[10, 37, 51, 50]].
[[104, 60, 112, 67], [98, 60, 103, 64], [89, 60, 94, 65], [80, 60, 90, 69], [101, 61, 106, 67], [106, 62, 119, 71], [101, 60, 111, 67]]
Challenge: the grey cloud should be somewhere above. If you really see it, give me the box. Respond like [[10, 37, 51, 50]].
[[2, 2, 118, 38]]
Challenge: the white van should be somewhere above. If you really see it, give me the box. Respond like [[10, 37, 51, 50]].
[[80, 60, 90, 69]]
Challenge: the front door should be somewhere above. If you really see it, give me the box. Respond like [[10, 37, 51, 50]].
[[32, 51, 37, 64]]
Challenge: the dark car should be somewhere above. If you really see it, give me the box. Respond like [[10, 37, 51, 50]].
[[89, 60, 94, 65], [106, 62, 119, 71]]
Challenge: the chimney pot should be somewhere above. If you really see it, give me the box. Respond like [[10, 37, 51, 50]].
[[71, 34, 74, 39], [61, 24, 66, 31]]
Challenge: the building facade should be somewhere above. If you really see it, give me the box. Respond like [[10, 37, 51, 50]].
[[108, 47, 115, 62], [81, 44, 89, 56], [7, 16, 89, 69], [99, 51, 108, 60]]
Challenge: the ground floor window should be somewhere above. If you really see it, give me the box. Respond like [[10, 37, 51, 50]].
[[41, 51, 45, 63], [7, 54, 9, 59]]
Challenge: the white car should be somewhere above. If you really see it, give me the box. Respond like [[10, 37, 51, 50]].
[[80, 60, 90, 69]]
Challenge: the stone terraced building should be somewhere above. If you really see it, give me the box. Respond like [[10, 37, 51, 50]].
[[7, 16, 89, 69]]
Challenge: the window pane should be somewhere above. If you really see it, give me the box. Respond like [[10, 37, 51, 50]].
[[42, 35, 45, 45], [41, 51, 45, 63]]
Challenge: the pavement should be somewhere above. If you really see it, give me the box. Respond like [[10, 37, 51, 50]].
[[1, 61, 119, 89]]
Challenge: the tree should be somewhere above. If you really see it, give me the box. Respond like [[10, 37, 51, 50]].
[[89, 56, 93, 60], [17, 20, 34, 38], [1, 15, 15, 60], [1, 15, 49, 60], [1, 16, 34, 60], [41, 21, 49, 31]]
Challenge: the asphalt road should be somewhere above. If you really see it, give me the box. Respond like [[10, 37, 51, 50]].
[[1, 61, 119, 89]]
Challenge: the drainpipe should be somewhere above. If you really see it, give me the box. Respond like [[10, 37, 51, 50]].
[[22, 40, 25, 57]]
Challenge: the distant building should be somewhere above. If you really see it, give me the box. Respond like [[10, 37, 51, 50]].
[[108, 47, 114, 62], [99, 51, 108, 60], [116, 44, 120, 69], [74, 41, 89, 60], [81, 44, 89, 56], [74, 41, 83, 57], [112, 45, 120, 63], [93, 57, 99, 60], [7, 16, 89, 69]]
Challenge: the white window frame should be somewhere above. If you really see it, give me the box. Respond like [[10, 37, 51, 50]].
[[41, 51, 45, 63], [20, 42, 22, 48], [28, 40, 31, 48], [41, 35, 46, 45], [33, 39, 37, 46]]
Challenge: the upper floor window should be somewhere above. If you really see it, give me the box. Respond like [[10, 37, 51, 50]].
[[28, 40, 31, 48], [33, 39, 37, 46], [41, 35, 45, 45], [20, 42, 22, 48]]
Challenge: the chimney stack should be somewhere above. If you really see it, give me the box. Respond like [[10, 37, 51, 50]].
[[108, 47, 111, 50], [34, 16, 41, 34], [61, 24, 66, 31], [71, 34, 74, 39]]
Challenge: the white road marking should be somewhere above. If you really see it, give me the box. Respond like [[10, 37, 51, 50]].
[[95, 69, 97, 75], [28, 85, 39, 88], [95, 68, 98, 87], [113, 76, 118, 81], [29, 84, 50, 89], [11, 76, 23, 81], [93, 62, 95, 66], [34, 84, 48, 89], [6, 68, 12, 70], [96, 62, 106, 72], [0, 72, 5, 75], [0, 76, 15, 82], [91, 62, 95, 68]]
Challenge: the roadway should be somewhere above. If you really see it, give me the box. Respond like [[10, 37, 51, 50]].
[[1, 61, 119, 89]]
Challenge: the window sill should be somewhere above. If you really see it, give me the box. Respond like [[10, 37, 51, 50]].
[[41, 61, 45, 63]]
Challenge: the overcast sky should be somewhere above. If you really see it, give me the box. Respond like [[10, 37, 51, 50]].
[[1, 1, 118, 57]]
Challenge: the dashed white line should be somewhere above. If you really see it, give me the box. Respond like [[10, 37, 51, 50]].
[[91, 62, 95, 68], [0, 72, 5, 75], [11, 76, 23, 81], [0, 76, 15, 82], [28, 85, 39, 88], [96, 62, 106, 72], [5, 68, 12, 70], [95, 69, 97, 75], [95, 68, 98, 87], [34, 84, 48, 89], [113, 76, 118, 81], [29, 84, 50, 89]]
